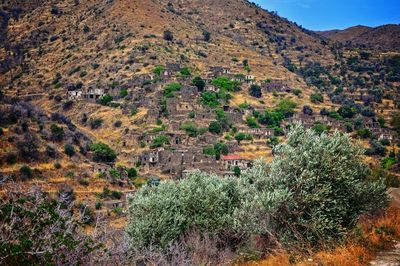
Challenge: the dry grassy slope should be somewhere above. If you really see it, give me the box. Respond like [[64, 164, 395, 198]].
[[3, 0, 336, 93]]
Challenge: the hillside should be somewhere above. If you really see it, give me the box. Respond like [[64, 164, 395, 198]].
[[319, 24, 400, 51], [0, 0, 400, 264]]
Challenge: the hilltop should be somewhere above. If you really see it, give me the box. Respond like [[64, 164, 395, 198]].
[[319, 24, 400, 51]]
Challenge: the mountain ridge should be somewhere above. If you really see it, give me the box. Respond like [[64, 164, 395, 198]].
[[318, 23, 400, 51]]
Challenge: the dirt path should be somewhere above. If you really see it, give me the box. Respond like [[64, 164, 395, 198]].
[[369, 188, 400, 266], [370, 242, 400, 266]]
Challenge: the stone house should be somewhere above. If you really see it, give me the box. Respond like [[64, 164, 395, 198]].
[[262, 80, 289, 93], [238, 127, 274, 139], [93, 162, 114, 175], [83, 88, 107, 102], [226, 111, 244, 124], [67, 90, 82, 100], [195, 110, 216, 121], [285, 113, 314, 128], [141, 149, 162, 170], [205, 84, 219, 92], [166, 98, 196, 116], [103, 200, 125, 209], [209, 66, 231, 77], [166, 62, 181, 72], [371, 128, 396, 142], [176, 86, 199, 100], [140, 148, 217, 178], [221, 154, 251, 170]]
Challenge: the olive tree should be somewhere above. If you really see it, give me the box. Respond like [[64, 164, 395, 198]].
[[236, 124, 387, 246]]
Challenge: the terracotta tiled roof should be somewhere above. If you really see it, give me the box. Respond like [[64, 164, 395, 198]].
[[221, 154, 243, 160]]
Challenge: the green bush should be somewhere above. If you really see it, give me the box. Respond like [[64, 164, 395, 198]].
[[163, 83, 182, 98], [20, 165, 33, 179], [90, 143, 117, 162], [120, 89, 128, 98], [153, 65, 165, 76], [246, 116, 259, 128], [126, 171, 242, 250], [127, 168, 138, 179], [192, 76, 205, 91], [235, 132, 252, 144], [249, 84, 262, 98], [150, 135, 170, 148], [64, 144, 75, 157], [180, 122, 206, 137], [208, 121, 222, 135], [310, 93, 324, 103], [50, 124, 64, 141], [90, 118, 103, 129], [276, 99, 297, 116], [180, 67, 191, 77], [356, 128, 372, 139], [200, 91, 219, 107], [98, 94, 113, 106]]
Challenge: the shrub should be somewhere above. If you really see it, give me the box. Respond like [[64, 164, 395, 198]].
[[276, 99, 297, 117], [302, 105, 313, 115], [98, 94, 113, 106], [292, 89, 302, 96], [20, 165, 33, 179], [50, 124, 64, 141], [150, 135, 170, 148], [127, 168, 138, 179], [356, 128, 372, 139], [246, 116, 259, 128], [163, 30, 173, 41], [180, 122, 206, 137], [212, 77, 240, 92], [126, 171, 242, 250], [249, 84, 262, 98], [17, 134, 39, 161], [0, 127, 3, 136], [200, 91, 219, 108], [312, 122, 329, 134], [180, 67, 191, 77], [153, 65, 165, 76], [64, 144, 75, 157], [203, 30, 211, 42], [90, 118, 103, 129], [192, 76, 205, 91], [366, 140, 387, 156], [258, 110, 285, 127], [208, 121, 222, 135], [114, 120, 122, 128], [163, 83, 182, 98], [131, 107, 138, 116], [338, 105, 356, 119], [310, 93, 324, 103], [90, 142, 117, 162], [0, 188, 96, 265], [120, 89, 128, 98]]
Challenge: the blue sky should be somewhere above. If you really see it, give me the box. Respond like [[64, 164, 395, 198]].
[[253, 0, 400, 31]]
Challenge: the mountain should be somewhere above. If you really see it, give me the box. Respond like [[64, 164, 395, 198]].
[[319, 24, 400, 51], [0, 0, 336, 93]]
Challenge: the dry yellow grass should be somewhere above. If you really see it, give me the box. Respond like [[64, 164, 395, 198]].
[[244, 206, 400, 266]]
